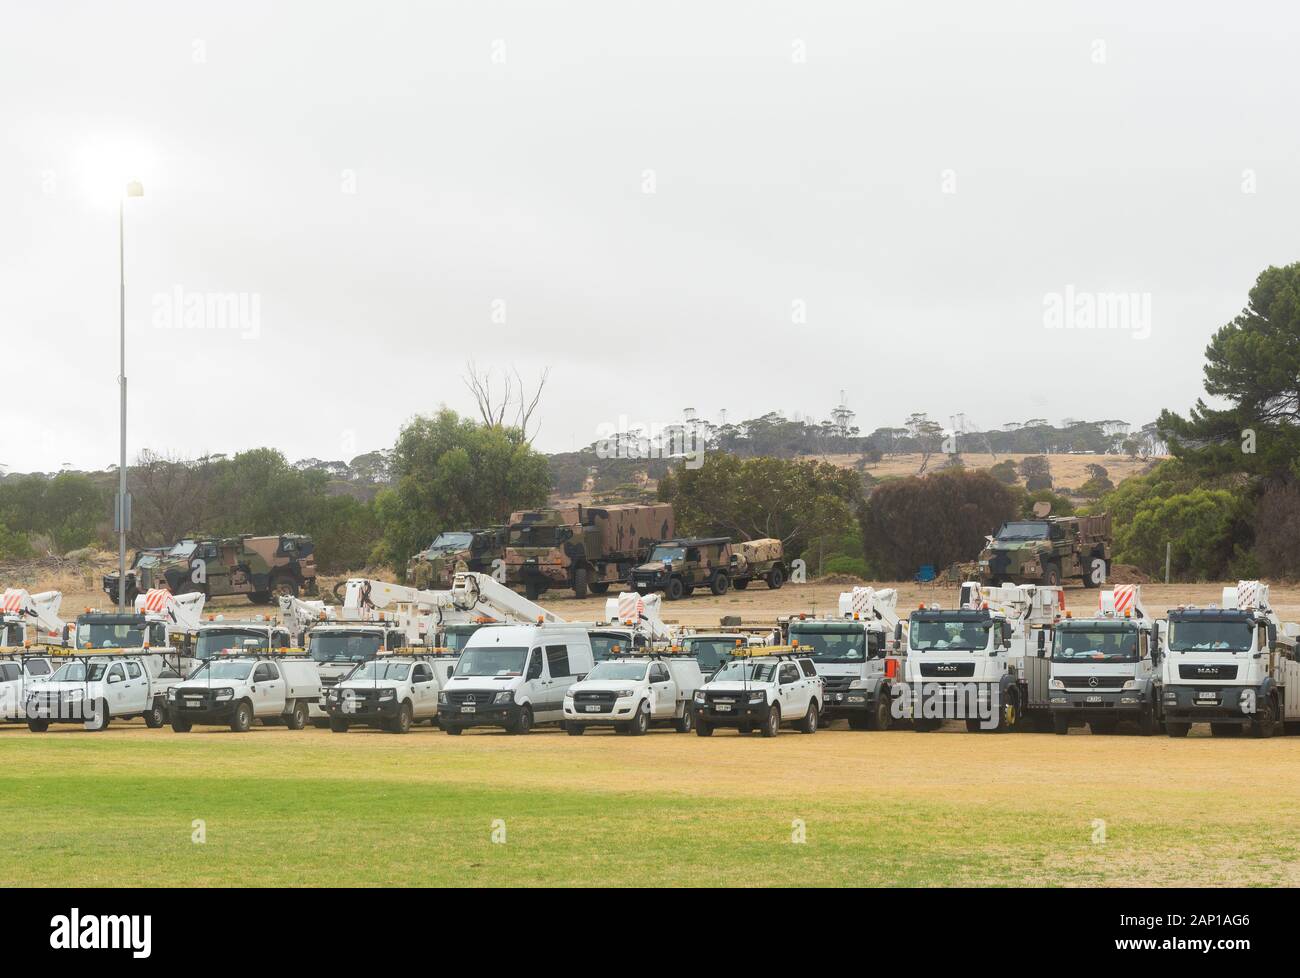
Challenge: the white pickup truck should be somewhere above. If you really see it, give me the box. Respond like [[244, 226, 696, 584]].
[[167, 654, 322, 732], [0, 654, 54, 721], [563, 654, 702, 735], [25, 654, 184, 732], [325, 653, 457, 733], [692, 648, 823, 737]]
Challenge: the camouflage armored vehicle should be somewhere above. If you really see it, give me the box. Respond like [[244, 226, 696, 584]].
[[504, 503, 674, 600], [630, 537, 734, 600], [977, 508, 1111, 588], [405, 527, 506, 589], [103, 534, 317, 604]]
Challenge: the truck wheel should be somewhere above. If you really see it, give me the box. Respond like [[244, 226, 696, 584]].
[[798, 701, 819, 734], [732, 578, 749, 590], [286, 700, 308, 730], [1250, 697, 1277, 739], [965, 718, 984, 733], [674, 707, 693, 733], [629, 701, 650, 736], [1044, 564, 1062, 587], [170, 716, 192, 733], [994, 691, 1018, 732], [27, 719, 49, 733], [848, 716, 871, 731], [914, 718, 940, 732], [572, 568, 589, 599], [710, 573, 730, 597], [510, 705, 533, 735], [695, 720, 713, 737], [872, 693, 892, 731], [329, 716, 349, 733], [1052, 713, 1070, 735], [760, 704, 781, 737], [230, 701, 253, 733], [1210, 722, 1239, 737], [589, 582, 610, 595], [143, 700, 166, 729], [566, 722, 585, 736], [85, 700, 110, 732], [1136, 702, 1158, 736], [525, 580, 541, 601], [442, 723, 463, 735], [665, 578, 684, 601], [766, 565, 785, 590], [391, 702, 413, 734], [1089, 719, 1118, 735], [1165, 721, 1190, 738]]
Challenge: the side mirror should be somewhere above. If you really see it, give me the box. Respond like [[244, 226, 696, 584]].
[[894, 623, 903, 643], [1036, 631, 1046, 657]]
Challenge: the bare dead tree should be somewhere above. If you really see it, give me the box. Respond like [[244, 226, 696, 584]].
[[462, 361, 550, 442]]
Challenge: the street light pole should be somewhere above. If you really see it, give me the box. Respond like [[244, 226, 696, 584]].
[[117, 180, 143, 612]]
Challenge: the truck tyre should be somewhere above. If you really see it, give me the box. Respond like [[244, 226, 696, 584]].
[[994, 691, 1017, 732], [1052, 713, 1070, 735], [230, 701, 253, 733], [848, 716, 871, 731], [1089, 719, 1118, 735], [510, 705, 533, 735], [525, 580, 541, 601], [710, 573, 730, 597], [1250, 696, 1277, 739], [798, 701, 819, 734], [760, 704, 781, 737], [872, 693, 892, 731], [589, 582, 610, 595], [629, 701, 650, 736], [249, 591, 272, 605], [329, 716, 349, 733], [674, 707, 693, 733], [566, 722, 585, 735], [143, 700, 166, 729], [573, 568, 589, 599], [286, 700, 308, 730], [766, 565, 785, 590], [965, 718, 984, 733], [1210, 722, 1240, 737], [665, 578, 685, 601], [732, 578, 749, 590], [170, 716, 192, 733], [27, 719, 49, 733], [442, 723, 463, 735], [695, 719, 713, 736], [388, 701, 413, 734], [1165, 721, 1190, 738], [1044, 563, 1062, 587], [1136, 701, 1158, 736], [85, 700, 110, 732], [914, 718, 940, 732]]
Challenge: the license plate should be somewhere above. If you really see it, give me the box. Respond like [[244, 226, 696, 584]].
[[460, 706, 476, 713], [186, 700, 202, 707], [584, 705, 601, 712], [1197, 692, 1219, 701], [1086, 696, 1102, 703], [715, 703, 732, 712]]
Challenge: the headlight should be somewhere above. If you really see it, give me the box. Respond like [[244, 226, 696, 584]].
[[379, 689, 395, 700], [1122, 680, 1139, 690], [694, 691, 706, 703], [614, 689, 636, 698], [1048, 679, 1064, 690], [748, 692, 766, 705], [493, 691, 514, 705], [438, 692, 449, 705], [167, 688, 178, 700], [214, 688, 234, 702]]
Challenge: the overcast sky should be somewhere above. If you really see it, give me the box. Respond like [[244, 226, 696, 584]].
[[2, 1, 1296, 473]]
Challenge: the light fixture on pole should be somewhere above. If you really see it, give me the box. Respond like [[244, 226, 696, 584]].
[[116, 179, 143, 612]]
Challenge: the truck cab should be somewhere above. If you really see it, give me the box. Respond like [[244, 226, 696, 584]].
[[563, 653, 702, 735], [693, 648, 822, 737], [787, 587, 900, 731], [73, 612, 169, 652], [1160, 581, 1300, 738], [1048, 586, 1161, 735], [438, 623, 594, 735], [168, 651, 322, 732], [26, 653, 182, 731], [191, 619, 295, 661], [325, 652, 456, 734]]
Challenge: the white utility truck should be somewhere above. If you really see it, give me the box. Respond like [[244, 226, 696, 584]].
[[191, 616, 298, 660], [0, 588, 68, 647], [0, 653, 57, 721], [1160, 580, 1300, 738], [25, 653, 184, 731], [438, 621, 594, 735], [787, 587, 902, 731], [563, 651, 701, 735], [903, 582, 1061, 732], [325, 652, 457, 734], [693, 647, 822, 737], [167, 651, 322, 732], [1048, 585, 1162, 735], [587, 592, 671, 662], [71, 589, 206, 656]]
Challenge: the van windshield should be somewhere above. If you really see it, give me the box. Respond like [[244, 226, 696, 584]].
[[454, 647, 528, 677]]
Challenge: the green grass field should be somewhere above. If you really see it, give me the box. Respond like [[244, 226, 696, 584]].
[[2, 722, 1297, 887]]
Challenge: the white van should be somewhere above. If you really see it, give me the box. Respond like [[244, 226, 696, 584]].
[[438, 623, 594, 734]]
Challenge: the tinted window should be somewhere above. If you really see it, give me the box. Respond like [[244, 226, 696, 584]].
[[1, 663, 19, 681], [799, 660, 816, 677], [412, 664, 432, 683], [253, 663, 278, 682], [26, 660, 50, 676], [107, 664, 125, 682], [779, 664, 799, 684], [650, 664, 669, 682], [545, 645, 571, 679]]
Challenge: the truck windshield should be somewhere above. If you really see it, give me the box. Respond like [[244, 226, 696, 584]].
[[76, 622, 147, 649], [191, 661, 254, 681], [310, 632, 382, 663], [909, 620, 990, 652], [1167, 620, 1253, 653], [195, 629, 269, 660], [510, 526, 559, 546], [1053, 627, 1138, 662], [711, 660, 777, 683], [789, 628, 866, 663], [996, 522, 1050, 541], [442, 626, 480, 653], [586, 661, 649, 681], [589, 632, 636, 661], [168, 542, 196, 558], [426, 532, 473, 555], [49, 661, 108, 682], [454, 647, 528, 677], [648, 546, 685, 563], [680, 638, 736, 673], [349, 661, 411, 681]]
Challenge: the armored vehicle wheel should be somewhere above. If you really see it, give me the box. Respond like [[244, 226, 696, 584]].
[[760, 705, 781, 737], [766, 565, 785, 589], [525, 580, 541, 601], [1165, 721, 1190, 738], [710, 573, 730, 597], [573, 568, 589, 599], [589, 582, 610, 595], [665, 578, 685, 601], [732, 578, 749, 590], [1043, 563, 1062, 587]]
